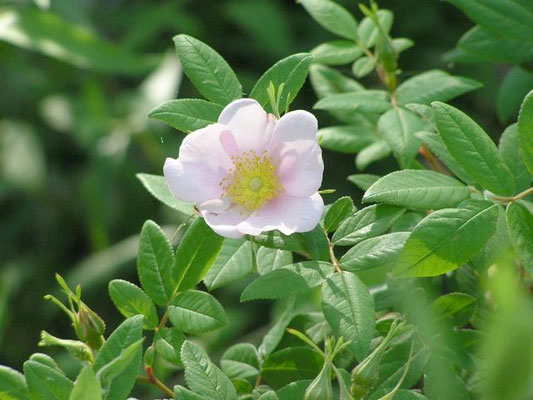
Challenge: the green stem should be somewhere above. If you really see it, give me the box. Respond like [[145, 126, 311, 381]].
[[136, 371, 174, 397], [492, 187, 533, 203]]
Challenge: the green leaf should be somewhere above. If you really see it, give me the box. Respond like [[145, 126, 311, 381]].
[[204, 238, 253, 291], [393, 200, 499, 277], [309, 64, 363, 99], [423, 358, 469, 400], [0, 366, 30, 400], [499, 124, 532, 192], [253, 231, 307, 254], [321, 272, 375, 360], [221, 344, 260, 380], [256, 246, 293, 275], [318, 125, 376, 154], [173, 217, 224, 292], [363, 170, 471, 211], [405, 103, 436, 127], [28, 354, 61, 374], [431, 293, 477, 327], [378, 108, 424, 168], [518, 89, 533, 175], [258, 298, 296, 357], [302, 225, 330, 262], [347, 174, 381, 191], [108, 279, 159, 329], [258, 391, 279, 400], [414, 131, 475, 185], [147, 99, 223, 133], [393, 38, 415, 53], [180, 341, 237, 400], [261, 347, 323, 389], [324, 196, 356, 232], [396, 70, 481, 106], [299, 0, 358, 40], [174, 34, 242, 105], [311, 41, 363, 65], [497, 67, 533, 124], [136, 173, 195, 215], [277, 380, 312, 400], [95, 339, 144, 390], [93, 316, 143, 400], [23, 361, 72, 400], [355, 141, 392, 171], [506, 201, 533, 275], [168, 290, 228, 334], [445, 0, 533, 42], [250, 53, 312, 113], [241, 262, 334, 301], [315, 92, 392, 114], [155, 327, 186, 367], [174, 386, 208, 400], [368, 389, 428, 400], [432, 101, 516, 195], [0, 8, 152, 75], [333, 204, 405, 246], [358, 10, 394, 48], [137, 220, 174, 306], [351, 56, 374, 78], [339, 232, 409, 272]]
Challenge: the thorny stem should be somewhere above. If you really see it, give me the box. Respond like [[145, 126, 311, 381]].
[[136, 368, 174, 397]]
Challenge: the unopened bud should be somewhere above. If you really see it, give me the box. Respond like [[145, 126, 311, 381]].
[[75, 304, 105, 350], [304, 361, 333, 400], [39, 331, 93, 363]]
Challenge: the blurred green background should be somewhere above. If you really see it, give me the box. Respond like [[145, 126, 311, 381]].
[[0, 0, 509, 372]]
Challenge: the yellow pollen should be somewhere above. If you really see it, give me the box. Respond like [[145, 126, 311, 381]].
[[220, 150, 282, 212]]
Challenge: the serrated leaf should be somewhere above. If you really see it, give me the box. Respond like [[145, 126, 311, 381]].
[[241, 262, 334, 301], [95, 339, 144, 392], [405, 103, 436, 127], [69, 367, 101, 400], [518, 89, 533, 175], [414, 131, 475, 185], [315, 92, 391, 113], [276, 380, 312, 400], [261, 347, 323, 389], [321, 271, 375, 360], [363, 170, 470, 211], [204, 238, 253, 290], [497, 67, 533, 124], [253, 231, 307, 254], [173, 217, 224, 292], [258, 298, 295, 357], [431, 293, 477, 327], [258, 391, 279, 400], [302, 225, 330, 262], [180, 341, 237, 400], [355, 141, 391, 171], [28, 354, 61, 374], [174, 386, 207, 400], [351, 56, 374, 78], [368, 389, 428, 400], [394, 200, 499, 277], [24, 361, 72, 400], [221, 344, 260, 380], [93, 316, 143, 400], [256, 246, 293, 275], [137, 220, 174, 306], [506, 201, 533, 275], [333, 204, 405, 246], [432, 101, 515, 195], [318, 125, 376, 154], [0, 366, 29, 400], [445, 0, 533, 42], [311, 41, 363, 65], [174, 34, 241, 105], [378, 107, 424, 168], [339, 232, 409, 272], [250, 53, 312, 113], [499, 124, 532, 192], [324, 196, 355, 232], [309, 64, 363, 99], [147, 99, 223, 133], [169, 290, 228, 334], [396, 70, 481, 106], [347, 174, 381, 191], [108, 279, 159, 329], [358, 10, 393, 48], [136, 173, 195, 215], [155, 327, 186, 367], [299, 0, 358, 40]]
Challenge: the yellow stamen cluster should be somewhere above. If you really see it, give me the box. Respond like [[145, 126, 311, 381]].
[[220, 150, 282, 212]]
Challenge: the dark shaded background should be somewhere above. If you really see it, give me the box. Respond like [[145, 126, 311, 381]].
[[0, 0, 507, 377]]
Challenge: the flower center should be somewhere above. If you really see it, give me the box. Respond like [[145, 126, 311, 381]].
[[220, 150, 282, 212]]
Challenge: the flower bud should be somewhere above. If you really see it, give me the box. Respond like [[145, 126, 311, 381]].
[[304, 361, 333, 400], [74, 303, 105, 350], [39, 331, 93, 363]]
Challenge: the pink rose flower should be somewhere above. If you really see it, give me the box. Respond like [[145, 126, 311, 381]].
[[164, 99, 324, 239]]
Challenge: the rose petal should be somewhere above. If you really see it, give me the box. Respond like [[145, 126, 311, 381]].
[[271, 110, 318, 144], [218, 98, 275, 152], [278, 142, 324, 197], [237, 193, 324, 236], [201, 206, 248, 239]]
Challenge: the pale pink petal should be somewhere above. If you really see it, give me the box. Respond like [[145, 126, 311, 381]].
[[201, 206, 248, 239], [237, 193, 324, 236], [164, 123, 232, 203], [218, 98, 275, 152], [271, 110, 318, 144], [278, 142, 324, 197]]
